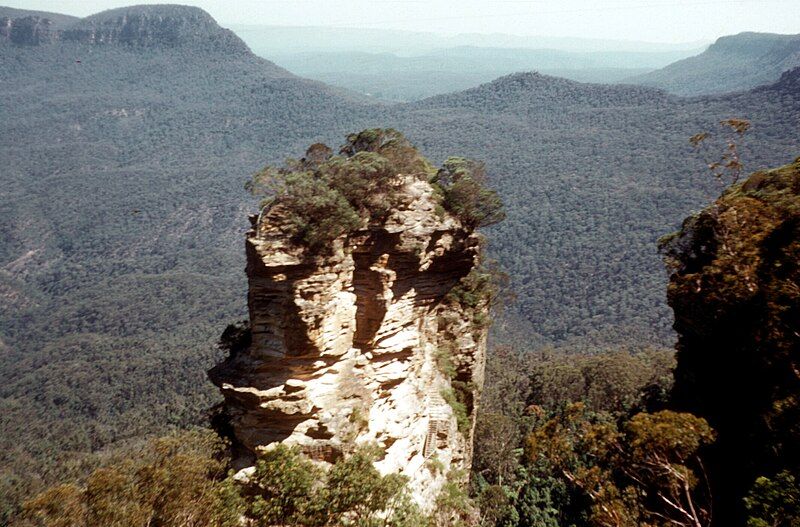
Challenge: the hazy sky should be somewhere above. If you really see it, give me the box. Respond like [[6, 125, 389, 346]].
[[11, 0, 800, 42]]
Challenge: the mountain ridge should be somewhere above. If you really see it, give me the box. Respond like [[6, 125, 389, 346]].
[[1, 3, 251, 51], [630, 31, 800, 96]]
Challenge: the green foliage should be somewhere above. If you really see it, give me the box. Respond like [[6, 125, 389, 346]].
[[323, 448, 410, 526], [745, 471, 800, 527], [526, 405, 715, 527], [446, 262, 508, 335], [442, 388, 472, 436], [435, 344, 459, 380], [322, 151, 398, 219], [433, 471, 478, 527], [247, 130, 465, 252], [471, 346, 697, 527], [19, 430, 245, 527], [249, 444, 420, 527], [625, 410, 715, 464], [277, 170, 362, 250], [19, 436, 424, 527], [474, 483, 518, 527], [341, 128, 434, 177], [249, 444, 321, 526], [527, 348, 675, 414], [435, 157, 505, 229]]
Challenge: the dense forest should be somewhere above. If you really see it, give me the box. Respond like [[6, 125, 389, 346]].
[[13, 147, 799, 527], [1, 4, 799, 523]]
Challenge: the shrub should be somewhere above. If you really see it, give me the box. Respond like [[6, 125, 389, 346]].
[[21, 430, 245, 527], [434, 157, 505, 229], [249, 444, 420, 527], [442, 388, 472, 436], [247, 130, 435, 253], [278, 171, 361, 250], [249, 444, 321, 526], [246, 132, 504, 254]]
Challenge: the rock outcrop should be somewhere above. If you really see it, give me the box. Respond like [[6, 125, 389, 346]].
[[210, 132, 495, 509], [0, 15, 57, 46], [1, 5, 248, 52], [0, 7, 77, 45], [661, 158, 800, 525]]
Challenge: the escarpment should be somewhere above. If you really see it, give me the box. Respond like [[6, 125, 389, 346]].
[[1, 5, 248, 51], [661, 158, 800, 525], [210, 130, 501, 508]]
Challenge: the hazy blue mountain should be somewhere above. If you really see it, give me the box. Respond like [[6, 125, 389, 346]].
[[236, 25, 703, 101], [268, 46, 694, 100], [629, 31, 800, 95], [231, 24, 707, 56]]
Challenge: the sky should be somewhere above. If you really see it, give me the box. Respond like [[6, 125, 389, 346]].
[[10, 0, 800, 43]]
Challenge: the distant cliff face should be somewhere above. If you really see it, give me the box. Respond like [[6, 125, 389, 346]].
[[630, 31, 800, 95], [662, 158, 800, 525], [210, 133, 494, 509], [0, 15, 57, 45], [0, 5, 249, 52]]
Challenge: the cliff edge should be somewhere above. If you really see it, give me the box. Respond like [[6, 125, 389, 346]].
[[661, 157, 800, 524], [210, 130, 503, 509]]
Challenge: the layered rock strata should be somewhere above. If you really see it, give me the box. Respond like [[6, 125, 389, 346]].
[[210, 173, 489, 508], [1, 5, 246, 51]]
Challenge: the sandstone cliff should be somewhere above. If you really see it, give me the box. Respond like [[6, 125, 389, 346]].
[[210, 131, 499, 508], [1, 5, 248, 52], [661, 157, 800, 524]]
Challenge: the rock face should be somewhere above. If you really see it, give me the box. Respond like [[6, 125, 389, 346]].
[[0, 7, 77, 45], [210, 166, 490, 508], [0, 15, 57, 45], [661, 158, 800, 525], [1, 5, 248, 52]]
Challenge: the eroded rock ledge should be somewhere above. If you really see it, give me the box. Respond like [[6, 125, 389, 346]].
[[210, 141, 493, 508]]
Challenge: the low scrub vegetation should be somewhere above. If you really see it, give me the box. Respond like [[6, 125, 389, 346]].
[[247, 131, 504, 252]]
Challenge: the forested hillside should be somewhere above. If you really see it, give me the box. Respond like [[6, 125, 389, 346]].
[[630, 31, 800, 95], [0, 4, 378, 514], [1, 4, 799, 518], [396, 70, 799, 347]]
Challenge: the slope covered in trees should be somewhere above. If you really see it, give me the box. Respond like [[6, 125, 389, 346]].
[[397, 70, 800, 346], [1, 4, 800, 519], [0, 4, 377, 517], [630, 32, 800, 96]]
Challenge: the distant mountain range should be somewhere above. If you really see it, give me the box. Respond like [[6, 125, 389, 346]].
[[230, 24, 708, 55], [630, 31, 800, 95], [232, 24, 707, 101], [1, 3, 799, 516], [269, 46, 695, 101]]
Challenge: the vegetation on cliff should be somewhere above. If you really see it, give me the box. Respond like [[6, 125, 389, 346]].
[[246, 129, 504, 251], [661, 157, 800, 525], [18, 430, 244, 527], [465, 157, 799, 527]]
